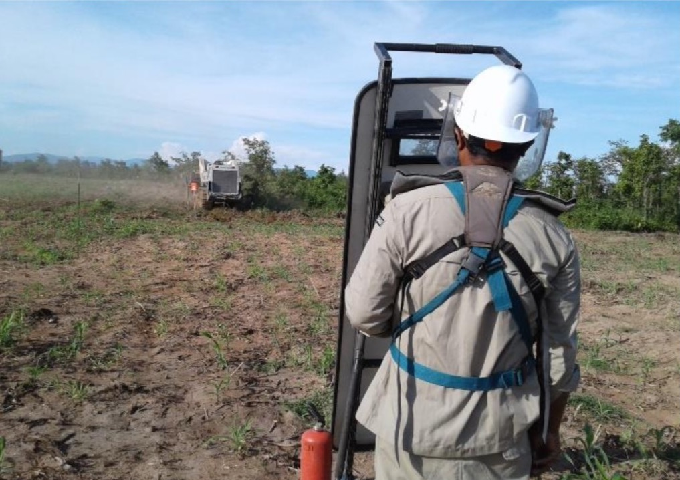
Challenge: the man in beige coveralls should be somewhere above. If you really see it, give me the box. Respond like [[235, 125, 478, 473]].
[[345, 65, 581, 480]]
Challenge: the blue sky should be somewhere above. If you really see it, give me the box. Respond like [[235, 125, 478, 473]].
[[1, 1, 678, 172]]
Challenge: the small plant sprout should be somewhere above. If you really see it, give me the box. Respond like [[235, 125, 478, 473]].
[[303, 343, 314, 371], [70, 320, 87, 355], [212, 374, 232, 402], [214, 274, 228, 292], [217, 323, 232, 346], [0, 436, 7, 473], [639, 356, 656, 382], [201, 331, 228, 370], [646, 426, 676, 458], [229, 419, 252, 453], [318, 345, 335, 377], [154, 319, 169, 337], [564, 424, 626, 480], [0, 310, 24, 350], [65, 381, 89, 402], [26, 365, 47, 384]]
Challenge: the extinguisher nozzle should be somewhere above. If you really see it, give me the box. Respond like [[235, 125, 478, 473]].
[[307, 402, 325, 428]]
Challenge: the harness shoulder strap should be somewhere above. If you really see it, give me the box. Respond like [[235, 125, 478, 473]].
[[402, 234, 465, 284], [500, 239, 546, 307], [402, 178, 525, 285], [390, 174, 543, 392]]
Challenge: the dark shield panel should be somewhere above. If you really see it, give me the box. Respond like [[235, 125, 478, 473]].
[[333, 79, 469, 448]]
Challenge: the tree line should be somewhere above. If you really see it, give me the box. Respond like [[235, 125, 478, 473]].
[[0, 154, 149, 180], [222, 137, 348, 211], [2, 118, 678, 229], [525, 119, 680, 232], [0, 139, 349, 213]]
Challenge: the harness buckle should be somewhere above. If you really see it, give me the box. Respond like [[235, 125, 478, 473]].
[[461, 249, 505, 282], [485, 255, 506, 274], [516, 357, 535, 386], [461, 251, 486, 279], [407, 262, 427, 280], [527, 276, 546, 297], [499, 357, 534, 388]]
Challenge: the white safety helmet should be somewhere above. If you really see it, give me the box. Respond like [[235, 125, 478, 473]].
[[437, 65, 555, 181], [454, 65, 542, 143]]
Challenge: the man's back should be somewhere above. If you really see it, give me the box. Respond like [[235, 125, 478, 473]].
[[346, 179, 580, 457]]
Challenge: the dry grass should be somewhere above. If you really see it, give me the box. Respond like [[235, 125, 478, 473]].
[[0, 174, 678, 479]]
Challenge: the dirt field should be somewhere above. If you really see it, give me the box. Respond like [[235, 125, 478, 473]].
[[1, 175, 679, 479]]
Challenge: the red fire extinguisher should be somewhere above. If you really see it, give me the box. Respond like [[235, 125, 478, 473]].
[[300, 422, 332, 480]]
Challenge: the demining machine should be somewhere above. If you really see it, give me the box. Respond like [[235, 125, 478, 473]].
[[195, 156, 242, 210]]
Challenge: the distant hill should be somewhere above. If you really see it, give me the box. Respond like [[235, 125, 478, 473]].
[[125, 158, 147, 166], [273, 167, 317, 178], [2, 153, 145, 166], [4, 153, 71, 163], [2, 153, 316, 174]]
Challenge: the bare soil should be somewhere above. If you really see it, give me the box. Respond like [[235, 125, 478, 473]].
[[1, 195, 679, 479]]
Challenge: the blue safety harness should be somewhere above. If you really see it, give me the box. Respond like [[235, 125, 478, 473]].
[[390, 180, 536, 391]]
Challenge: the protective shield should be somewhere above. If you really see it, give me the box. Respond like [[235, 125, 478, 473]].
[[514, 109, 555, 181], [333, 45, 526, 477], [437, 96, 554, 182], [333, 79, 468, 449], [436, 93, 462, 168]]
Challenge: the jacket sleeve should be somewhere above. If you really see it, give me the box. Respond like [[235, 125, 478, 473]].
[[345, 202, 404, 337], [544, 233, 581, 399]]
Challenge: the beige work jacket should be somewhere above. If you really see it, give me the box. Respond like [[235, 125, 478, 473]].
[[345, 177, 581, 458]]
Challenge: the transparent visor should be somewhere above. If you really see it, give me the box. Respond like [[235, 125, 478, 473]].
[[436, 94, 463, 169], [436, 93, 555, 182]]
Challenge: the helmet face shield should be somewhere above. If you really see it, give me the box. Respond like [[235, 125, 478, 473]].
[[513, 108, 554, 182], [437, 91, 554, 181], [436, 93, 461, 168]]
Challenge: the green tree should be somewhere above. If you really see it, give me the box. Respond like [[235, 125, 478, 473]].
[[521, 167, 544, 190], [611, 135, 667, 221], [36, 154, 51, 174], [276, 165, 308, 202], [660, 118, 680, 156], [543, 151, 575, 199], [171, 151, 201, 179], [239, 138, 276, 207], [573, 157, 606, 200], [410, 138, 438, 156], [303, 165, 347, 210], [659, 119, 680, 228], [99, 158, 115, 178], [147, 151, 170, 175]]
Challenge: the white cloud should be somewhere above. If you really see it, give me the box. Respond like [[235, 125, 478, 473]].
[[274, 144, 342, 171], [227, 132, 267, 162], [158, 142, 222, 164], [159, 142, 186, 163], [201, 151, 223, 162], [218, 133, 343, 171], [515, 4, 680, 89]]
